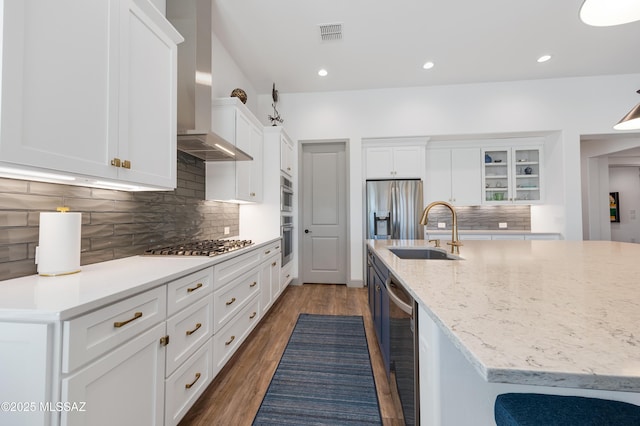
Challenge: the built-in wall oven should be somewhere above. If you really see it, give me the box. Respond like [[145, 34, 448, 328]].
[[281, 175, 293, 212], [281, 174, 294, 266], [281, 215, 293, 266]]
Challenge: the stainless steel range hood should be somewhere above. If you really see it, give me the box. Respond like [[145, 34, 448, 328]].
[[167, 0, 252, 162]]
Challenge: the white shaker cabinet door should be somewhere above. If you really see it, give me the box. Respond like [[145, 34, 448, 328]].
[[61, 322, 166, 426], [117, 0, 179, 188], [0, 0, 118, 179], [0, 322, 53, 426]]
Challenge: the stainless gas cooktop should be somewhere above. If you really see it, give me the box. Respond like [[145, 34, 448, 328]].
[[144, 239, 253, 257]]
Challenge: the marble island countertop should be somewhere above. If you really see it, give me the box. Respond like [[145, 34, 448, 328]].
[[368, 239, 640, 392]]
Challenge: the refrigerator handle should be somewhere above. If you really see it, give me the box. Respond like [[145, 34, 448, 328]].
[[390, 182, 397, 239]]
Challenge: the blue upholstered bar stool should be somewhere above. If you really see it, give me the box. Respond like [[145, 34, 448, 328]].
[[494, 393, 640, 426]]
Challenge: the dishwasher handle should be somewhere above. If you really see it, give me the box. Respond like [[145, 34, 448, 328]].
[[385, 275, 413, 316]]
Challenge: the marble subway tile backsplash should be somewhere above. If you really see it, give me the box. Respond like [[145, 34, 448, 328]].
[[424, 205, 531, 230], [0, 152, 239, 281]]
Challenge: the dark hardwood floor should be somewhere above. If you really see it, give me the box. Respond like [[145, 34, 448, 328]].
[[178, 284, 404, 425]]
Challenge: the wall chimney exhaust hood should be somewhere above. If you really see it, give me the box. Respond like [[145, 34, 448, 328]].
[[167, 0, 252, 162]]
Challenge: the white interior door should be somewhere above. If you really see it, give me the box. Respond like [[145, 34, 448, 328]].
[[301, 142, 347, 284]]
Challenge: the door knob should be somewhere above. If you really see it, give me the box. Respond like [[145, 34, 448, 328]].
[[305, 229, 311, 234]]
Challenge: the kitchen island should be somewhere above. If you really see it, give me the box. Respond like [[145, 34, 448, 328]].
[[367, 239, 640, 425]]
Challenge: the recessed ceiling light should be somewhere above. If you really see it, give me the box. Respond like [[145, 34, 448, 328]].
[[580, 0, 640, 26], [422, 61, 435, 70], [537, 55, 552, 63], [318, 69, 328, 77]]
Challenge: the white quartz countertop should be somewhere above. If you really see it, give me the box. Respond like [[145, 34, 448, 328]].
[[0, 238, 279, 321], [368, 239, 640, 392]]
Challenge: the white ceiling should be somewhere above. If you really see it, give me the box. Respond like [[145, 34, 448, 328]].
[[211, 0, 640, 95]]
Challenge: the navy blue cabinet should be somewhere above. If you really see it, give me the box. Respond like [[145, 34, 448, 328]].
[[367, 248, 390, 376]]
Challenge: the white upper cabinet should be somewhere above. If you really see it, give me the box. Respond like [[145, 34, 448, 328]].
[[280, 133, 294, 177], [425, 148, 481, 205], [482, 145, 543, 204], [365, 144, 425, 179], [207, 98, 264, 203], [0, 0, 183, 190]]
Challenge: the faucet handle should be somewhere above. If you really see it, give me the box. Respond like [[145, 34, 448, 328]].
[[428, 239, 441, 248], [447, 240, 463, 254]]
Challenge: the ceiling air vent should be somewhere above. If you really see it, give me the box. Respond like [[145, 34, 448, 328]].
[[319, 23, 343, 41]]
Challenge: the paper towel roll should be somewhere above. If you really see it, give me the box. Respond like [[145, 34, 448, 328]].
[[36, 210, 82, 276]]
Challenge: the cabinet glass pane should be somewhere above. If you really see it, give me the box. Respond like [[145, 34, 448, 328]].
[[513, 149, 540, 202], [483, 150, 508, 202]]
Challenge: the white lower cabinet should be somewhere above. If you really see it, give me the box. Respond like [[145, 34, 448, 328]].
[[164, 338, 214, 426], [0, 240, 285, 426], [61, 322, 166, 426], [0, 323, 53, 426], [260, 252, 281, 313], [213, 297, 261, 376]]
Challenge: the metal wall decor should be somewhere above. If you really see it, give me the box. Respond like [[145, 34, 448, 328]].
[[268, 83, 284, 126]]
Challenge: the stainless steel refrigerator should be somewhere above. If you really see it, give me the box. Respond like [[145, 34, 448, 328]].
[[366, 179, 424, 240]]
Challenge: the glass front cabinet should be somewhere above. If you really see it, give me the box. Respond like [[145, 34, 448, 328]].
[[482, 146, 543, 204]]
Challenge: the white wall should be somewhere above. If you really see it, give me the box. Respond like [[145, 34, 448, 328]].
[[256, 74, 640, 284], [211, 32, 259, 116], [609, 167, 640, 243]]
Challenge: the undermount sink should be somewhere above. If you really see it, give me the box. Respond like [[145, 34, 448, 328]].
[[389, 247, 461, 260]]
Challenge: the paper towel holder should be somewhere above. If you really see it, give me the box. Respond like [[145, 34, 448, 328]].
[[36, 206, 82, 276]]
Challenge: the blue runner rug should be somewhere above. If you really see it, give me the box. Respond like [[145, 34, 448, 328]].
[[252, 314, 383, 425]]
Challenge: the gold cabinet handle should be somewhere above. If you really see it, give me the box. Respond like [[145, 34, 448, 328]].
[[265, 250, 271, 255], [185, 372, 201, 389], [250, 281, 257, 288], [114, 312, 142, 328], [187, 283, 203, 293], [186, 323, 202, 336], [249, 312, 257, 319], [286, 274, 290, 278], [226, 297, 236, 306], [225, 335, 235, 346], [250, 192, 256, 197], [272, 262, 277, 267], [160, 335, 170, 346], [122, 160, 131, 169], [111, 157, 121, 167]]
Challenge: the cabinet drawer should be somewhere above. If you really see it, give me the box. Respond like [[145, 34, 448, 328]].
[[213, 297, 261, 375], [165, 338, 213, 426], [166, 295, 213, 376], [62, 286, 166, 373], [213, 268, 260, 333], [261, 241, 281, 259], [213, 249, 261, 289], [167, 267, 213, 316]]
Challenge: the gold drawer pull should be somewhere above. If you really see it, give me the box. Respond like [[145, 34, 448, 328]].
[[250, 281, 257, 288], [226, 297, 236, 306], [186, 323, 202, 336], [225, 335, 235, 346], [275, 246, 280, 249], [187, 283, 203, 293], [249, 312, 257, 319], [114, 312, 142, 328], [185, 372, 201, 389], [272, 262, 277, 267], [122, 160, 131, 169], [265, 250, 271, 255], [110, 157, 121, 167], [160, 335, 170, 346]]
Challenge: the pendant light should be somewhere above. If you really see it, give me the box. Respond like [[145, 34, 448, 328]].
[[614, 90, 640, 131], [580, 0, 640, 26]]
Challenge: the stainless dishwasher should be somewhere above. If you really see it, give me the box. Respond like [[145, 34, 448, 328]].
[[386, 273, 419, 425]]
